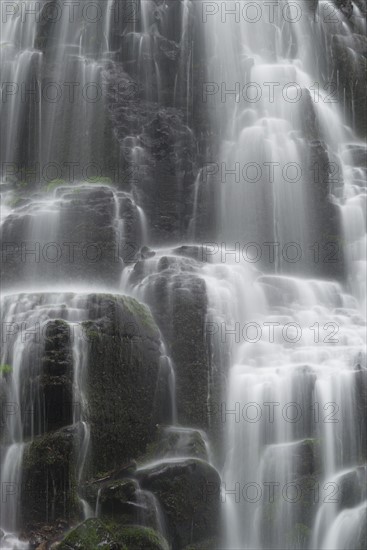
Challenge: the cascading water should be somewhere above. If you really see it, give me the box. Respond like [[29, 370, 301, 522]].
[[200, 1, 366, 548], [0, 0, 365, 548]]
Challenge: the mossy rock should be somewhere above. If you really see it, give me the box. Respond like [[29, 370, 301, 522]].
[[21, 426, 79, 526], [137, 458, 221, 549], [81, 294, 164, 475], [58, 518, 123, 549], [114, 525, 169, 550]]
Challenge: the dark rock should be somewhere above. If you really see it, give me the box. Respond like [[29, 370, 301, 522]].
[[335, 0, 354, 18], [337, 466, 367, 510], [143, 426, 209, 462], [21, 425, 80, 527], [137, 458, 221, 550], [82, 294, 164, 476]]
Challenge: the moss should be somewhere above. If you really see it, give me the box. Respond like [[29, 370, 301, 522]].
[[81, 322, 101, 342], [21, 427, 79, 525], [114, 525, 169, 550], [0, 364, 12, 374], [81, 294, 163, 475], [122, 296, 157, 332], [58, 518, 123, 549]]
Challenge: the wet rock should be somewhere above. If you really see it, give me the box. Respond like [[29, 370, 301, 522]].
[[82, 294, 164, 475], [128, 255, 226, 462], [58, 518, 122, 550], [21, 425, 80, 527], [97, 478, 139, 523], [137, 458, 221, 550], [143, 426, 209, 462], [335, 0, 354, 18], [337, 466, 367, 510], [39, 320, 73, 433], [114, 525, 169, 550], [103, 60, 199, 244], [354, 363, 367, 460], [331, 33, 367, 137]]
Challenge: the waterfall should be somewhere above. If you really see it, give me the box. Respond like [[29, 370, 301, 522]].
[[199, 1, 366, 548], [0, 0, 365, 548]]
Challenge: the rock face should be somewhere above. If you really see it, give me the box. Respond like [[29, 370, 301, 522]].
[[16, 293, 166, 535], [103, 62, 199, 245], [82, 294, 164, 475], [127, 251, 227, 461], [137, 459, 221, 550]]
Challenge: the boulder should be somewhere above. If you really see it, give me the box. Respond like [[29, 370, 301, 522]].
[[137, 458, 221, 549], [58, 518, 122, 550]]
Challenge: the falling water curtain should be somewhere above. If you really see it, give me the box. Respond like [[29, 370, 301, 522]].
[[0, 1, 366, 549]]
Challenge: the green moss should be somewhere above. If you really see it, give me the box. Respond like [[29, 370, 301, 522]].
[[0, 364, 12, 374], [114, 525, 169, 550], [122, 296, 157, 332], [21, 428, 80, 524], [81, 322, 101, 342], [59, 518, 124, 549]]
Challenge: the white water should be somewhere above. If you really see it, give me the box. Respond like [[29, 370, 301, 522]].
[[200, 0, 367, 548]]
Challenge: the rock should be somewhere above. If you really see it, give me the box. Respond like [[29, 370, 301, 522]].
[[97, 478, 140, 524], [128, 254, 227, 463], [356, 509, 367, 550], [335, 0, 354, 18], [137, 458, 221, 549], [354, 363, 367, 460], [58, 518, 122, 550], [331, 33, 367, 137], [39, 320, 73, 433], [82, 294, 164, 475], [21, 426, 80, 527], [114, 525, 169, 550], [337, 466, 367, 510], [103, 60, 199, 244], [143, 426, 209, 462]]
